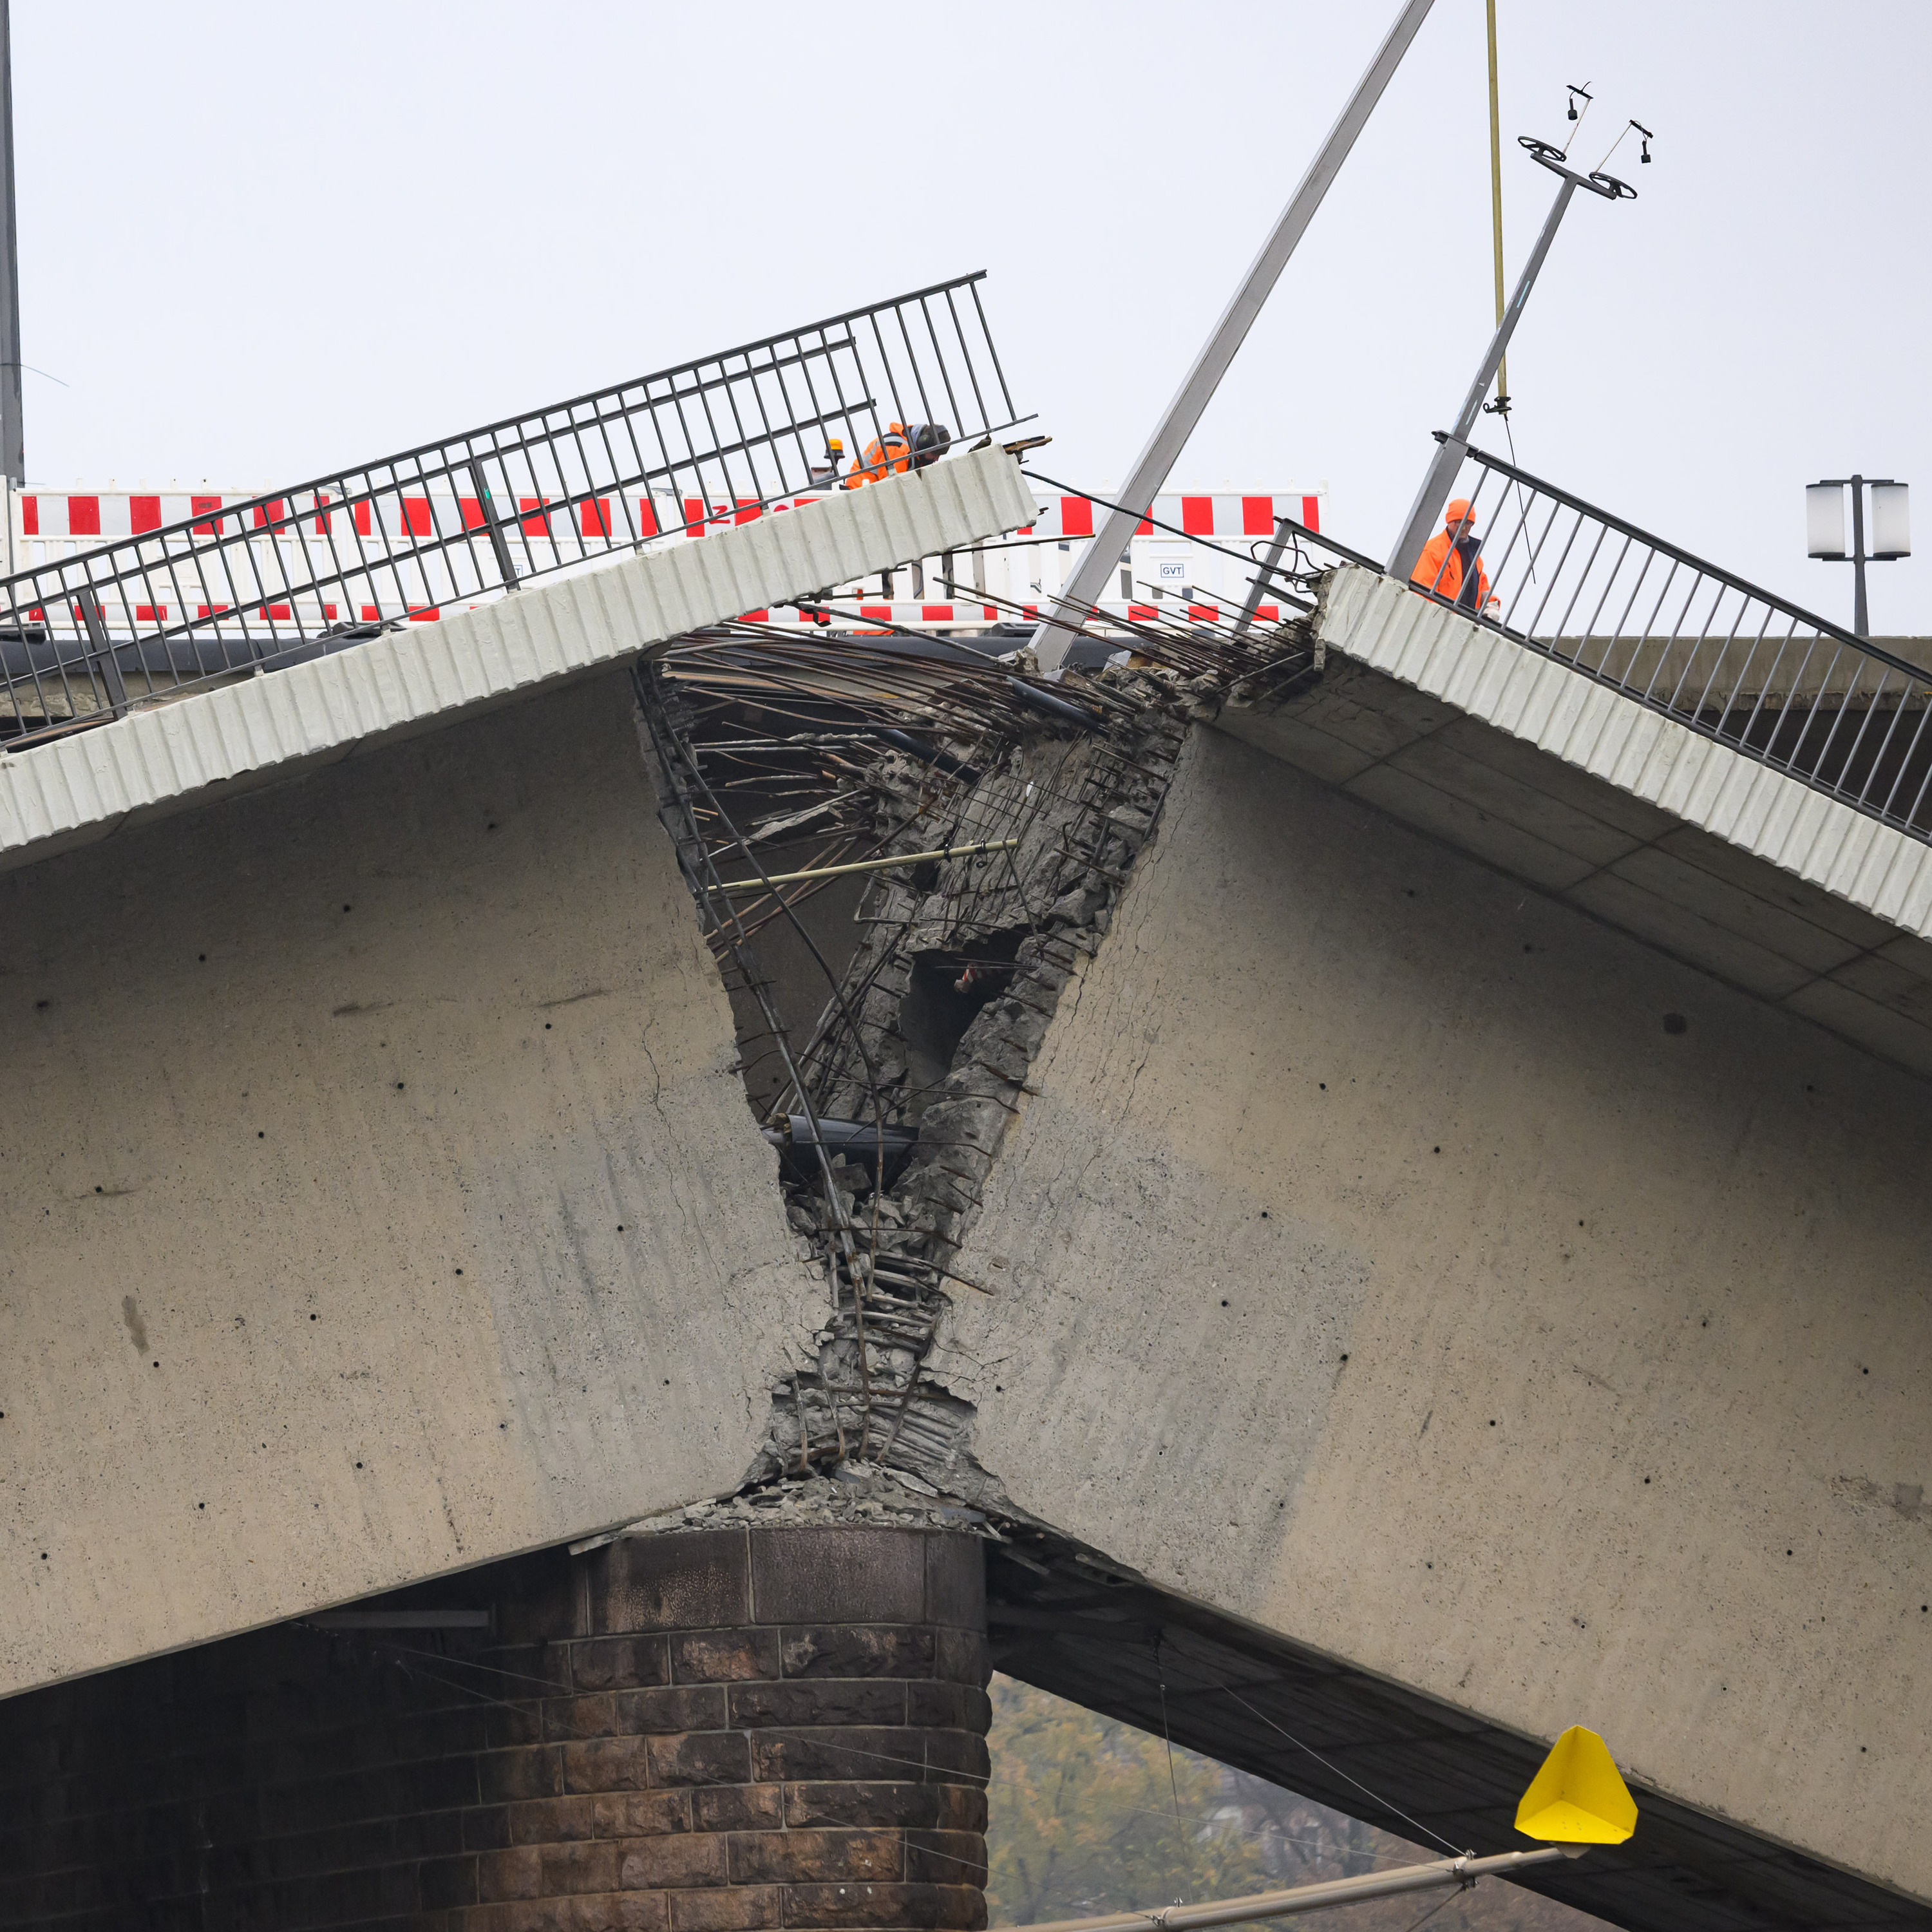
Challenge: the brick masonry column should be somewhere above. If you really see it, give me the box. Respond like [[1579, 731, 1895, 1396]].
[[0, 1523, 989, 1932], [486, 1524, 990, 1932]]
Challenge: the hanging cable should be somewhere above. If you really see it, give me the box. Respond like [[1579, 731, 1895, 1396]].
[[1484, 0, 1510, 419], [1596, 118, 1653, 174], [1213, 1680, 1465, 1857], [1394, 1889, 1466, 1932], [1158, 1639, 1192, 1906], [1560, 81, 1593, 155]]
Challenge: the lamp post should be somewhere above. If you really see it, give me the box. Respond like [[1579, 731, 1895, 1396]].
[[0, 0, 22, 576], [1806, 475, 1909, 638], [1388, 136, 1635, 581]]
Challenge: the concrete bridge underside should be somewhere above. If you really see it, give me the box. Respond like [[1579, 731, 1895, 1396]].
[[1, 565, 1927, 1926], [936, 719, 1932, 1929]]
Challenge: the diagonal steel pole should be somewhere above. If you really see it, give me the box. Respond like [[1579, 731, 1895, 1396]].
[[997, 1846, 1576, 1932], [1386, 173, 1575, 580], [1032, 0, 1437, 672], [1232, 516, 1297, 636], [0, 0, 19, 488]]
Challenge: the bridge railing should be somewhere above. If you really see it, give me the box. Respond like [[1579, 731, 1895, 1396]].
[[1410, 439, 1932, 842], [0, 273, 1023, 751]]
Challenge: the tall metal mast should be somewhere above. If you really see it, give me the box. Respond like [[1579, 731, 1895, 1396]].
[[1387, 138, 1633, 581], [0, 0, 22, 538], [1031, 0, 1438, 672], [1486, 0, 1509, 413]]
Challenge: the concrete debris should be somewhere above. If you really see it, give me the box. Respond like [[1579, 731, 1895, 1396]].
[[639, 609, 1319, 1510], [610, 1464, 998, 1540]]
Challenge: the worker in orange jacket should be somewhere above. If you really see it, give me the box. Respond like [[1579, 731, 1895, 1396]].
[[841, 424, 913, 488], [1410, 498, 1491, 611]]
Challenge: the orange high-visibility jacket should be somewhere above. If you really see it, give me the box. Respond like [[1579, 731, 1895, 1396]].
[[1410, 530, 1490, 609], [841, 424, 913, 489]]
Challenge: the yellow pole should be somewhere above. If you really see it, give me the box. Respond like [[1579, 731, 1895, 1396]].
[[1486, 0, 1508, 409]]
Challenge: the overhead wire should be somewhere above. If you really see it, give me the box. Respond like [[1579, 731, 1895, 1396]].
[[298, 1621, 1463, 1887], [1211, 1681, 1464, 1858], [1486, 0, 1509, 413]]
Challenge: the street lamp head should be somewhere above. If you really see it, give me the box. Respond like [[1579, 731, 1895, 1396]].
[[1806, 482, 1846, 560], [1870, 482, 1911, 560]]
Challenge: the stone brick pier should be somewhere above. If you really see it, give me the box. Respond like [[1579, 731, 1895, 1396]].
[[0, 1525, 991, 1931]]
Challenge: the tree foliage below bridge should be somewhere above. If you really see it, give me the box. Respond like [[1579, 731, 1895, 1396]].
[[986, 1678, 1611, 1932]]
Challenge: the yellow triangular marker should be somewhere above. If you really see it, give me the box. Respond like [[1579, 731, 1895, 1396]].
[[1514, 1725, 1638, 1844]]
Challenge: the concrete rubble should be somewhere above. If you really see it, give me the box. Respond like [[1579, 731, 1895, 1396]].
[[639, 612, 1323, 1506]]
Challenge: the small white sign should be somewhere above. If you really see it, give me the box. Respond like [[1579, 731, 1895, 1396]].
[[1157, 561, 1186, 582]]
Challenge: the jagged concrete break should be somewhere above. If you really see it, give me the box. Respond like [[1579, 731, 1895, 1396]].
[[693, 665, 1208, 1500]]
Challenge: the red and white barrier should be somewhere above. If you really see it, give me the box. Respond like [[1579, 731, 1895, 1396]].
[[5, 481, 1325, 636], [14, 485, 1324, 546], [0, 598, 1289, 634], [14, 489, 819, 543], [1021, 491, 1322, 542]]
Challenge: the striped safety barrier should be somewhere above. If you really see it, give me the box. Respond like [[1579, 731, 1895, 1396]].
[[0, 599, 1287, 632], [14, 489, 819, 542], [1020, 492, 1323, 541], [733, 600, 1289, 631], [5, 486, 1322, 634], [14, 487, 1323, 545]]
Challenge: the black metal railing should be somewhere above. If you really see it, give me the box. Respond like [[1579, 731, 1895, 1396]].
[[0, 272, 1023, 751], [1408, 440, 1932, 841]]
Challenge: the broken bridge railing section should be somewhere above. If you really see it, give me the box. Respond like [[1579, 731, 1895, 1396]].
[[0, 272, 1023, 751], [1410, 440, 1932, 842]]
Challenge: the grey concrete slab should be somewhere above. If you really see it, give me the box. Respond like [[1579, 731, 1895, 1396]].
[[1387, 730, 1648, 867], [1432, 712, 1683, 844], [1606, 844, 1867, 976], [1247, 667, 1458, 766], [1315, 565, 1932, 945], [1877, 931, 1932, 983], [1344, 761, 1600, 891], [1827, 951, 1932, 1026], [1564, 869, 1817, 999], [1212, 705, 1378, 787], [1245, 646, 1932, 1074], [1652, 824, 1902, 952], [934, 727, 1932, 1907], [0, 670, 819, 1697], [1781, 977, 1932, 1078]]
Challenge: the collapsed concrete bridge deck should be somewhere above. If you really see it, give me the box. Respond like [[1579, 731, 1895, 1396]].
[[0, 467, 1927, 1932]]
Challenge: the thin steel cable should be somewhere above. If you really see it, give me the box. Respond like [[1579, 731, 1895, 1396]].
[[1160, 1645, 1191, 1891], [1212, 1681, 1462, 1857], [1391, 1886, 1467, 1932], [308, 1624, 1436, 1882]]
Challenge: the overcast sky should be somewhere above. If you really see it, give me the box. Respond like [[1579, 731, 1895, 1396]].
[[15, 1, 1931, 631]]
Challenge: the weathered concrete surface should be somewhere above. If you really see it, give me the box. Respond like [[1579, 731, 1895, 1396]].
[[1316, 565, 1932, 942], [0, 668, 817, 1697], [930, 723, 1932, 1905], [1220, 658, 1932, 1082]]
